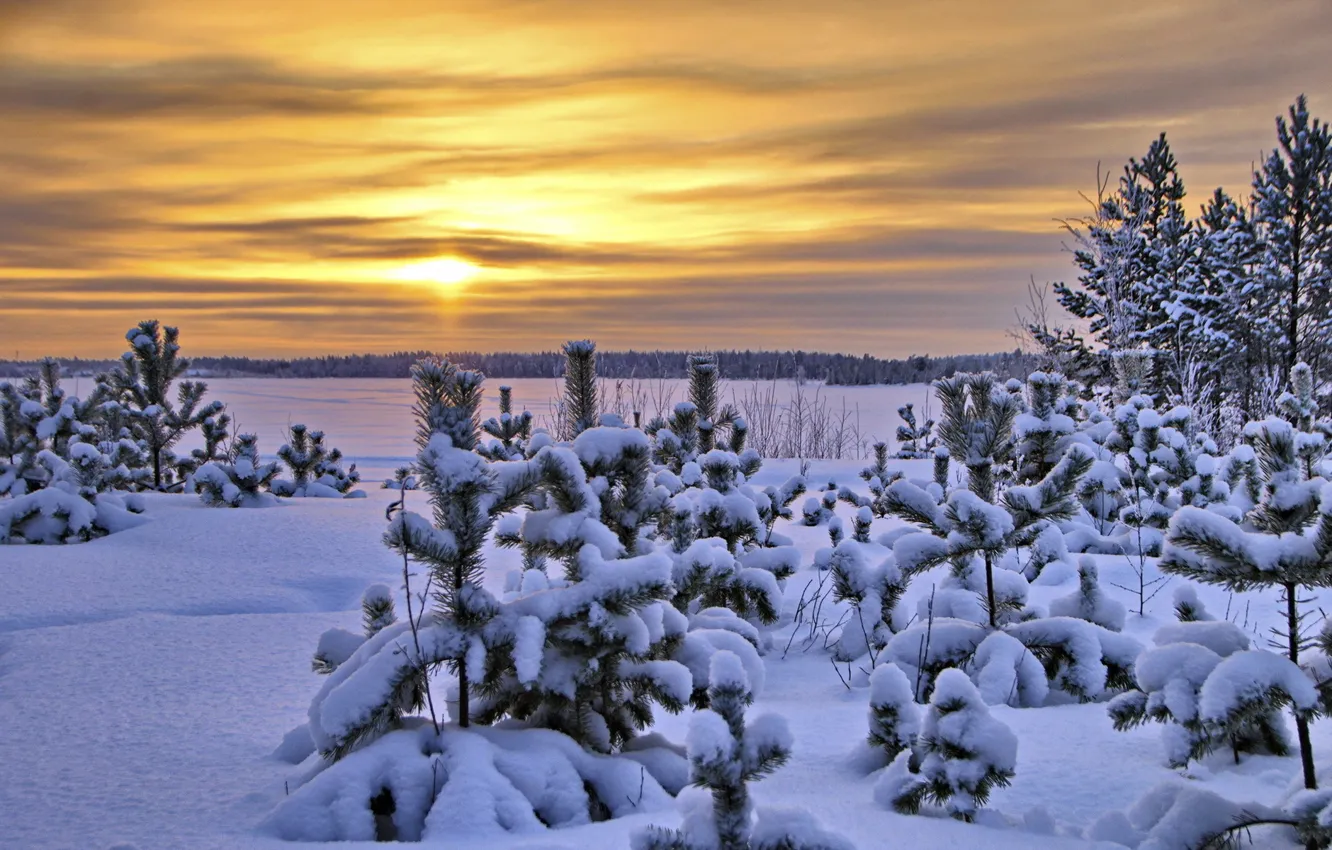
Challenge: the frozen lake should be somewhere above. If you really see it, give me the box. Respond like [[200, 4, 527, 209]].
[[190, 377, 936, 480]]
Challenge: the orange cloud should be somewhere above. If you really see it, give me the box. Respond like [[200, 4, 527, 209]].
[[1, 0, 1329, 357]]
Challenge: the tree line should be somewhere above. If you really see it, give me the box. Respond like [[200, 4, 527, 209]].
[[0, 348, 1036, 386]]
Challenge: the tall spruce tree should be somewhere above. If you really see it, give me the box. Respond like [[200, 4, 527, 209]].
[[1252, 95, 1332, 384]]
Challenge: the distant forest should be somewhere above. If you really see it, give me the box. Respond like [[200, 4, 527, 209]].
[[0, 348, 1037, 386]]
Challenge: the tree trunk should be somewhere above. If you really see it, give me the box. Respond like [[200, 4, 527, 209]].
[[458, 658, 469, 728], [984, 552, 997, 629], [1286, 583, 1317, 791]]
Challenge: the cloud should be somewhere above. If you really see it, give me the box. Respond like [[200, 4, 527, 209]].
[[0, 0, 1328, 357]]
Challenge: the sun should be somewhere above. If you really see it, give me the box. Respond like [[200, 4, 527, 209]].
[[391, 257, 480, 287]]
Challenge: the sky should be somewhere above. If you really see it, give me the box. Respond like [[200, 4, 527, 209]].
[[1, 0, 1330, 359]]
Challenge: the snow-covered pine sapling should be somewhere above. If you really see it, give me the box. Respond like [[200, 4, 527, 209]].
[[756, 474, 806, 546], [926, 372, 1023, 618], [565, 424, 667, 553], [880, 668, 1016, 822], [562, 339, 599, 439], [488, 431, 693, 752], [1172, 584, 1213, 622], [828, 539, 906, 663], [1160, 414, 1332, 792], [193, 433, 279, 507], [183, 409, 231, 480], [851, 506, 873, 543], [1014, 372, 1076, 484], [867, 663, 921, 765], [103, 320, 224, 490], [861, 442, 891, 483], [885, 437, 1092, 627], [0, 444, 148, 543], [635, 651, 852, 850], [1108, 610, 1313, 770], [377, 358, 537, 738], [894, 403, 935, 459], [687, 353, 739, 453], [275, 424, 325, 490], [480, 385, 533, 459], [0, 381, 41, 496], [801, 486, 838, 527], [932, 446, 949, 491], [1048, 556, 1127, 631], [313, 447, 360, 495], [312, 586, 400, 674], [827, 516, 844, 546], [273, 424, 360, 497], [858, 443, 904, 516]]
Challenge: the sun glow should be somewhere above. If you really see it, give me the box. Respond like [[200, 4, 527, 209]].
[[391, 257, 480, 287]]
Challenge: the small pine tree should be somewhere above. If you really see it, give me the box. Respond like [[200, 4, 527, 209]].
[[686, 354, 740, 453], [894, 403, 935, 459], [105, 321, 224, 490], [635, 651, 851, 850], [193, 434, 279, 508], [1014, 372, 1076, 484], [480, 385, 533, 458], [562, 339, 599, 438], [312, 585, 400, 674], [276, 424, 325, 488], [867, 663, 921, 764], [886, 438, 1091, 627], [271, 423, 360, 496], [1160, 398, 1332, 792], [885, 668, 1016, 822], [1048, 557, 1127, 631]]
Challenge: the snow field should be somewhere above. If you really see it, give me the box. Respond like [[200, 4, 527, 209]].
[[2, 461, 1330, 849]]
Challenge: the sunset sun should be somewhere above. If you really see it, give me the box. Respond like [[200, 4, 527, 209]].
[[391, 257, 480, 288]]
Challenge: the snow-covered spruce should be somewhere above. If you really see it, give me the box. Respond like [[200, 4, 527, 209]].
[[894, 403, 935, 459], [866, 663, 921, 765], [825, 539, 906, 663], [193, 434, 280, 508], [272, 423, 362, 498], [479, 385, 534, 459], [0, 465, 146, 543], [634, 651, 854, 850], [1108, 599, 1311, 768], [561, 339, 599, 439], [312, 585, 400, 675], [1047, 556, 1126, 631], [1013, 371, 1077, 485], [884, 439, 1091, 627], [1160, 404, 1332, 792], [877, 668, 1016, 822], [102, 320, 225, 491]]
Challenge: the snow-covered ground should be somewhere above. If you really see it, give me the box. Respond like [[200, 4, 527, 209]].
[[2, 457, 1327, 850]]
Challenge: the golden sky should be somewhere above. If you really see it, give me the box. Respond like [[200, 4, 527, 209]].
[[1, 0, 1329, 358]]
